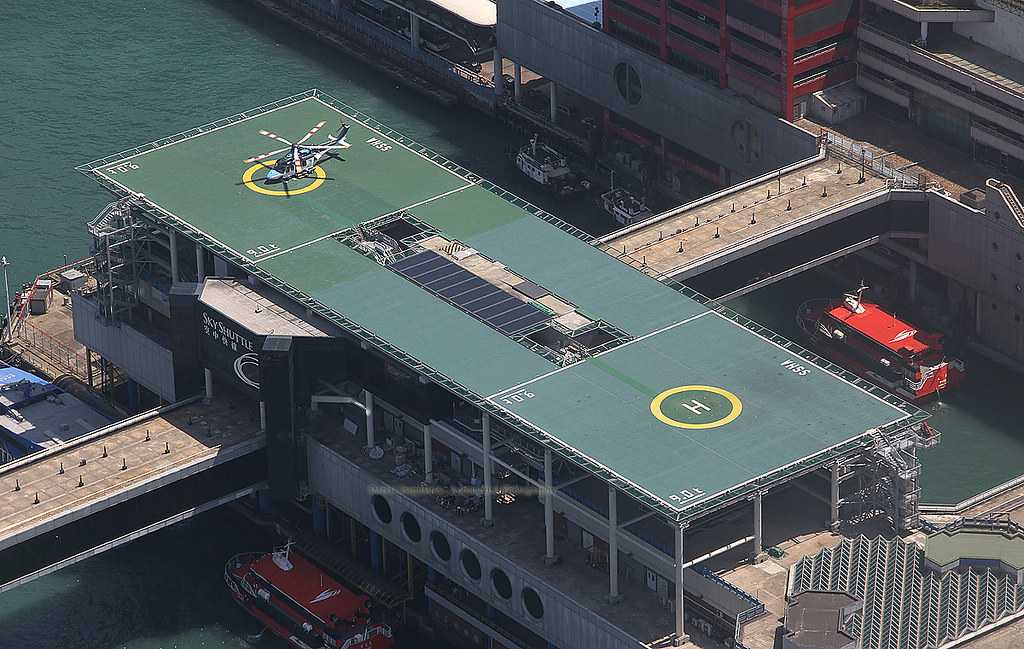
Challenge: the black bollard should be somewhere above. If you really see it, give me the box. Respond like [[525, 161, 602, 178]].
[[78, 475, 84, 488], [58, 462, 64, 476], [121, 458, 128, 471], [164, 442, 171, 455], [14, 479, 20, 492]]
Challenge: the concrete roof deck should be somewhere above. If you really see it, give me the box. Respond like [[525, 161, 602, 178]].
[[200, 278, 332, 337], [422, 0, 497, 26], [601, 154, 888, 280], [82, 90, 923, 521], [928, 32, 1024, 98], [926, 525, 1024, 570], [0, 396, 265, 551]]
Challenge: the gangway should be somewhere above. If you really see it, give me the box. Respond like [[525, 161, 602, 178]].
[[0, 396, 266, 557], [600, 136, 925, 281]]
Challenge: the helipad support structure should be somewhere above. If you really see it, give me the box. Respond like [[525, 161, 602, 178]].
[[80, 90, 929, 646]]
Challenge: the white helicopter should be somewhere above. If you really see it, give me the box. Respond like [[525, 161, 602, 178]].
[[242, 120, 350, 191]]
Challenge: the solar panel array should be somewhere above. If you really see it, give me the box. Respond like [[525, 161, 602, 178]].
[[390, 251, 552, 335]]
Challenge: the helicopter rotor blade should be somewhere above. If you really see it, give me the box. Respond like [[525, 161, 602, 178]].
[[258, 128, 294, 145], [243, 147, 289, 164], [295, 121, 327, 147]]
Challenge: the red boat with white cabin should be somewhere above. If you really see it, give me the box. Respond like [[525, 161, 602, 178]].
[[225, 544, 394, 649], [797, 284, 965, 401]]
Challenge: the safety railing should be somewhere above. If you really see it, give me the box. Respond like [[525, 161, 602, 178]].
[[987, 178, 1024, 229], [298, 0, 494, 94], [15, 320, 90, 380], [823, 131, 923, 188], [859, 22, 1024, 103]]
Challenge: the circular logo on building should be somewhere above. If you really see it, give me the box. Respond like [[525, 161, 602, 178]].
[[614, 62, 643, 106], [650, 385, 742, 430], [241, 161, 327, 197]]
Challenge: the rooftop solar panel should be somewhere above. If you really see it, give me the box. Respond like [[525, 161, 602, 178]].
[[513, 279, 549, 300], [391, 250, 552, 335], [439, 277, 488, 299]]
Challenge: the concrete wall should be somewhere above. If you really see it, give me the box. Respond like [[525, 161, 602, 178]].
[[72, 295, 177, 401], [927, 192, 1024, 361], [497, 0, 819, 179], [954, 0, 1024, 62], [307, 437, 647, 649]]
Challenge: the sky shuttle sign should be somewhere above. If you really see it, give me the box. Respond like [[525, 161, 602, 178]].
[[200, 308, 264, 392]]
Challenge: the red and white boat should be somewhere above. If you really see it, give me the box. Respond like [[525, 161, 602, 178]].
[[225, 544, 394, 649], [797, 284, 965, 401]]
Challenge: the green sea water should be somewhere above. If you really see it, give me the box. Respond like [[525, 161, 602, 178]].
[[1, 0, 1023, 646]]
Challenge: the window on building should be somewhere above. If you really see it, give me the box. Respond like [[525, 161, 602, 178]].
[[461, 548, 482, 580], [401, 512, 422, 542], [608, 19, 660, 56], [371, 494, 393, 524], [522, 587, 545, 619], [431, 531, 452, 561], [610, 0, 661, 24], [669, 25, 720, 52], [491, 568, 513, 599]]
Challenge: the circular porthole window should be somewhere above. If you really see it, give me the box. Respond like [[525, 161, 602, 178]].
[[371, 494, 392, 524], [430, 531, 451, 561], [401, 512, 421, 543], [460, 548, 482, 581], [491, 568, 512, 599], [522, 586, 544, 619], [614, 62, 642, 105]]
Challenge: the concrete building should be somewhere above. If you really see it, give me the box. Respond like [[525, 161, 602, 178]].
[[0, 367, 111, 465], [68, 91, 941, 649], [782, 591, 860, 649], [601, 0, 860, 120], [497, 0, 821, 187], [856, 0, 1024, 180]]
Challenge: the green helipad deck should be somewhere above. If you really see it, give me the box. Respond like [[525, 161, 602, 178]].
[[82, 90, 925, 521]]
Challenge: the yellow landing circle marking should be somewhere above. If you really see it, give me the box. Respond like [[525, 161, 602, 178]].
[[650, 385, 743, 430], [241, 161, 326, 196]]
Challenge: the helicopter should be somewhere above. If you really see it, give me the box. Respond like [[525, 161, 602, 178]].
[[242, 120, 350, 189]]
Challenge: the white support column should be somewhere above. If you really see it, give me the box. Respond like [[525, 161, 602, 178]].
[[608, 486, 621, 603], [493, 49, 504, 98], [543, 448, 557, 564], [674, 524, 690, 646], [920, 21, 929, 43], [364, 389, 375, 449], [549, 82, 558, 123], [409, 12, 420, 49], [204, 368, 213, 402], [482, 412, 494, 527], [513, 62, 523, 104], [830, 463, 841, 531], [169, 229, 179, 284], [195, 245, 205, 282], [752, 493, 765, 563], [423, 421, 433, 484], [259, 401, 267, 433]]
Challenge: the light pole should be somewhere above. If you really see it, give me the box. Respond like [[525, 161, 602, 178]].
[[1, 256, 11, 344]]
